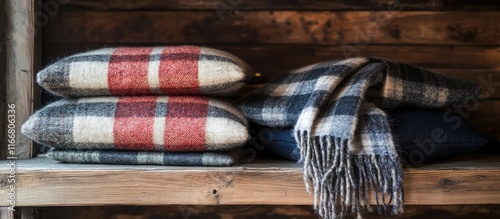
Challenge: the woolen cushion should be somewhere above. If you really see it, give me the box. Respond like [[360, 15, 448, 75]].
[[391, 109, 488, 165], [37, 46, 252, 97], [22, 96, 249, 152], [255, 109, 488, 164], [46, 149, 238, 166]]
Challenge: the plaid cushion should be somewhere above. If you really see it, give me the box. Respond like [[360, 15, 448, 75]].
[[22, 96, 249, 152], [37, 46, 252, 97], [46, 149, 238, 166]]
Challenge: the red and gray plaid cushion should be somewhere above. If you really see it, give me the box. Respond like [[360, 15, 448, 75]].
[[37, 46, 252, 97], [22, 96, 249, 152], [46, 149, 238, 166]]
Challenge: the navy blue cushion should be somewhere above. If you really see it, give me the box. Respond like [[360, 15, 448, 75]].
[[253, 109, 488, 165]]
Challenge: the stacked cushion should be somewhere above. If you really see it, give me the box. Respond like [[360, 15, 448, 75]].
[[22, 96, 249, 151], [37, 46, 252, 97], [23, 46, 252, 166]]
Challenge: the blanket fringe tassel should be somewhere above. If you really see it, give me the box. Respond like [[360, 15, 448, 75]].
[[296, 131, 404, 219]]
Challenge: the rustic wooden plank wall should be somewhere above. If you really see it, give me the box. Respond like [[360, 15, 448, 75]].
[[10, 0, 496, 218], [54, 0, 500, 10], [43, 12, 500, 45]]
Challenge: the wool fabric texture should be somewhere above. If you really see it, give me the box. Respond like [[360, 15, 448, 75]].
[[22, 96, 249, 152], [46, 149, 238, 166], [37, 46, 252, 97], [236, 58, 481, 219], [391, 109, 488, 164], [253, 109, 488, 164]]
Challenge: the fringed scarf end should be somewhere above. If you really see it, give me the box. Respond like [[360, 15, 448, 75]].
[[296, 130, 404, 219]]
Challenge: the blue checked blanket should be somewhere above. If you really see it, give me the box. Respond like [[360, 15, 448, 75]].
[[236, 58, 481, 219], [46, 149, 238, 166]]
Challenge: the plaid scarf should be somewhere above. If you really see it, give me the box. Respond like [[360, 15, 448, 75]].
[[237, 58, 481, 219], [46, 149, 238, 166]]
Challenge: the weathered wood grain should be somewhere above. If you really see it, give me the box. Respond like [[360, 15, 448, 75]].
[[31, 1, 42, 158], [0, 155, 499, 207], [467, 100, 500, 141], [60, 0, 500, 11], [37, 205, 500, 219], [0, 0, 6, 160], [0, 208, 14, 219], [43, 11, 500, 45], [0, 208, 38, 219], [19, 208, 38, 219], [3, 0, 36, 159], [42, 44, 500, 71]]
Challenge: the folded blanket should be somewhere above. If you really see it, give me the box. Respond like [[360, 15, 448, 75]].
[[22, 96, 249, 152], [46, 149, 237, 166], [237, 58, 480, 219], [37, 46, 252, 97]]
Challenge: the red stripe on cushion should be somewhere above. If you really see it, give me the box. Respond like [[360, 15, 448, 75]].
[[108, 47, 154, 95], [164, 96, 208, 151], [158, 46, 201, 94], [114, 96, 157, 150]]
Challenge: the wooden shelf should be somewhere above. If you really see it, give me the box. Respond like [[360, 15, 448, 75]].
[[1, 155, 500, 207]]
